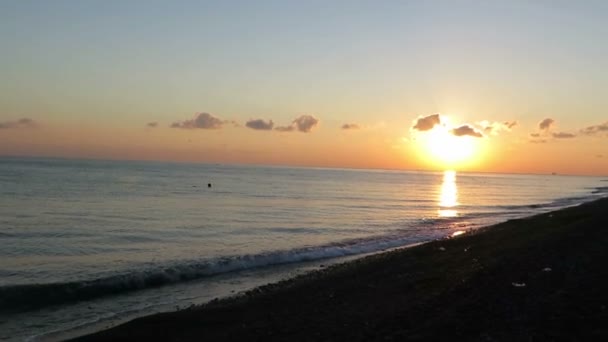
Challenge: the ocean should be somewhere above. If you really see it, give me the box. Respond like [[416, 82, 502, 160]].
[[0, 157, 606, 341]]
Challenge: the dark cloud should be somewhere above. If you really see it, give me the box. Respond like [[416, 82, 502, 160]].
[[275, 125, 295, 132], [147, 122, 158, 128], [0, 117, 37, 129], [531, 118, 573, 140], [341, 123, 360, 130], [529, 119, 575, 141], [293, 115, 319, 132], [552, 132, 576, 139], [412, 114, 441, 131], [581, 122, 608, 135], [171, 113, 226, 129], [18, 118, 34, 125], [539, 118, 555, 131], [246, 119, 274, 131], [450, 125, 483, 138], [481, 120, 518, 135], [275, 115, 319, 133]]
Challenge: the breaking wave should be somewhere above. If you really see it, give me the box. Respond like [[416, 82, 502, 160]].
[[0, 231, 431, 314]]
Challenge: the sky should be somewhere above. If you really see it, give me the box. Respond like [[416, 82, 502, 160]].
[[1, 0, 607, 175]]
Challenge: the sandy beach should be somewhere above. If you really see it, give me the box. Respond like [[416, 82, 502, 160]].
[[75, 197, 608, 341]]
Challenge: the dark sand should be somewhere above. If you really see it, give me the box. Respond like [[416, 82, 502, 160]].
[[75, 197, 608, 341]]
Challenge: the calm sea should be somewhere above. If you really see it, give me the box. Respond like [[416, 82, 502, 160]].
[[0, 157, 606, 341]]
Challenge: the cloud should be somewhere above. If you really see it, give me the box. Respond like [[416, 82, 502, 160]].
[[275, 115, 319, 133], [341, 123, 360, 130], [293, 115, 319, 132], [0, 117, 37, 129], [530, 139, 547, 144], [171, 113, 226, 129], [529, 118, 577, 142], [450, 125, 483, 138], [552, 132, 576, 139], [581, 122, 608, 135], [18, 118, 34, 126], [412, 114, 441, 131], [146, 122, 158, 128], [539, 118, 555, 131], [480, 120, 518, 135], [246, 119, 274, 130], [275, 125, 295, 132]]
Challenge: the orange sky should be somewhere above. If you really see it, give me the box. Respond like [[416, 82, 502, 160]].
[[1, 115, 607, 176], [1, 2, 607, 176]]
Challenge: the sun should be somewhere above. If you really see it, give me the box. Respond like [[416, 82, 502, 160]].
[[413, 116, 482, 168], [426, 125, 475, 164]]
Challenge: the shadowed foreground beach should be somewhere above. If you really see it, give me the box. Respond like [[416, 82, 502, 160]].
[[75, 197, 608, 341]]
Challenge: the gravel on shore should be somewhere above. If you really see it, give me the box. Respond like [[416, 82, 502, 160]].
[[75, 197, 608, 341]]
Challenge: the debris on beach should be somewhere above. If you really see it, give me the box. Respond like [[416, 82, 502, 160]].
[[511, 282, 526, 287], [542, 267, 552, 272]]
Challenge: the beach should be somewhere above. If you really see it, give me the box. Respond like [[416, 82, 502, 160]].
[[75, 196, 608, 341]]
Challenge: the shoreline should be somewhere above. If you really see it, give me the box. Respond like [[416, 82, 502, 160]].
[[73, 197, 608, 341]]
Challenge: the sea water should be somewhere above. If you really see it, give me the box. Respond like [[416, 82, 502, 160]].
[[0, 157, 606, 341]]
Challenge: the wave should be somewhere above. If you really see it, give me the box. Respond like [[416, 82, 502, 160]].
[[3, 186, 604, 315], [590, 186, 608, 194], [0, 231, 435, 314], [492, 191, 605, 212]]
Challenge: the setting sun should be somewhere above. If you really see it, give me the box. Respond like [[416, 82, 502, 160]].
[[412, 115, 483, 169], [426, 125, 477, 164]]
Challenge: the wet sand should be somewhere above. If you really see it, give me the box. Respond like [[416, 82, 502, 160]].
[[75, 197, 608, 341]]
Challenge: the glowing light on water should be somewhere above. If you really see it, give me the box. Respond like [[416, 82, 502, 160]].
[[439, 170, 459, 217]]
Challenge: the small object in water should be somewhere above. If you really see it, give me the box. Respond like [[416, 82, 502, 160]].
[[512, 282, 526, 287], [542, 267, 552, 272], [438, 247, 446, 251], [208, 183, 212, 188]]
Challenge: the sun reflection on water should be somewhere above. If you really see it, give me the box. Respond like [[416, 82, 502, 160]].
[[439, 170, 458, 217]]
